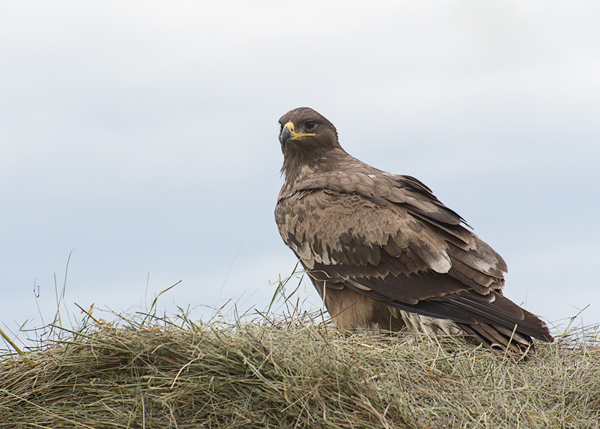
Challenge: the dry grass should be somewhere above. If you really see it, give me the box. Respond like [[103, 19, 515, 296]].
[[1, 310, 599, 428], [1, 270, 599, 428]]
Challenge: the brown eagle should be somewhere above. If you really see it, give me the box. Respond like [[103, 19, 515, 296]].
[[275, 107, 553, 354]]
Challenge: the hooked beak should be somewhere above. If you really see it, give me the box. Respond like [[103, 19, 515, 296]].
[[280, 121, 316, 150]]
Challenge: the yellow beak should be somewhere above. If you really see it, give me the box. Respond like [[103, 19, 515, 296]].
[[281, 121, 316, 148]]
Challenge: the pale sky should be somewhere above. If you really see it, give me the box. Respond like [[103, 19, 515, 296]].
[[2, 1, 599, 339]]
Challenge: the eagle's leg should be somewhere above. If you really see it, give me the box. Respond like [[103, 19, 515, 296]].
[[314, 280, 406, 332]]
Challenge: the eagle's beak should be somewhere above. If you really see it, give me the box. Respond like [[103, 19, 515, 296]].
[[281, 121, 316, 150], [281, 122, 294, 148]]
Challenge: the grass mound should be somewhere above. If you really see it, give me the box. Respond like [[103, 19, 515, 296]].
[[1, 308, 599, 428]]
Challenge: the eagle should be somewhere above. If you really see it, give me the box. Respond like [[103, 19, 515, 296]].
[[275, 107, 553, 354]]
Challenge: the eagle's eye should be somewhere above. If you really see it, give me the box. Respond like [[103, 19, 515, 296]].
[[304, 121, 317, 131]]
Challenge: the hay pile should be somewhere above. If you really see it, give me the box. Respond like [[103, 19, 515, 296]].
[[1, 310, 599, 429]]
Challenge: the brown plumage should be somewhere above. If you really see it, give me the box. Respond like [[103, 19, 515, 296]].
[[275, 107, 553, 355]]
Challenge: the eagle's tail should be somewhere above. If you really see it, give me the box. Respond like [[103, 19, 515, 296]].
[[396, 291, 553, 357], [459, 321, 537, 355]]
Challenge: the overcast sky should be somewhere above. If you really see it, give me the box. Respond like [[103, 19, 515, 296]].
[[2, 1, 599, 340]]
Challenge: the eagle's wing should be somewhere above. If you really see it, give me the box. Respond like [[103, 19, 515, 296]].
[[276, 168, 552, 348]]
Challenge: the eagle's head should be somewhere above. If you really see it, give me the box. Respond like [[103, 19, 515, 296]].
[[278, 107, 339, 153], [278, 107, 343, 179]]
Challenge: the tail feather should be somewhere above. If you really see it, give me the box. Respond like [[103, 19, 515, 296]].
[[389, 289, 553, 357], [460, 321, 535, 357], [446, 291, 554, 342]]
